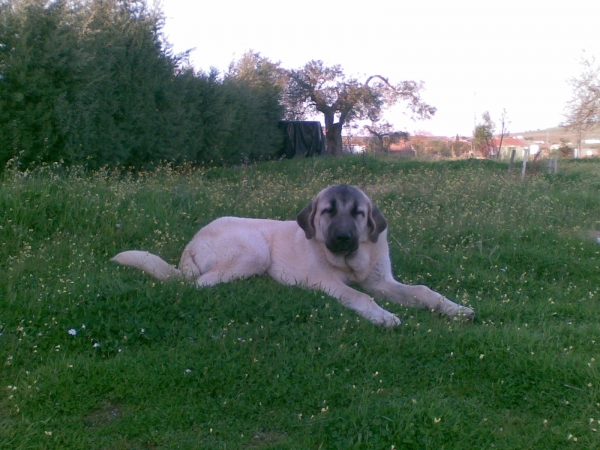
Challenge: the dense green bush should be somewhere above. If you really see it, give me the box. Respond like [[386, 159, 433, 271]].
[[0, 0, 283, 171]]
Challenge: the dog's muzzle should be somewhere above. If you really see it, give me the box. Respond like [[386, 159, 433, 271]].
[[326, 230, 359, 255]]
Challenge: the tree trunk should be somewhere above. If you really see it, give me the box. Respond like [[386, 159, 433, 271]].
[[326, 122, 343, 156]]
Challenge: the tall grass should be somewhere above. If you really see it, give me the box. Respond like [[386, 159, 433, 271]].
[[1, 156, 600, 449]]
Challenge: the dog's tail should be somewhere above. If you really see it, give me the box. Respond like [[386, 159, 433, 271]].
[[111, 250, 183, 281]]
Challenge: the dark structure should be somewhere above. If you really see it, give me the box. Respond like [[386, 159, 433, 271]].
[[278, 121, 326, 158]]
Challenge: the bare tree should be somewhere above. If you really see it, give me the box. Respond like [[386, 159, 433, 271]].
[[563, 55, 600, 130], [282, 61, 435, 156], [562, 55, 600, 157]]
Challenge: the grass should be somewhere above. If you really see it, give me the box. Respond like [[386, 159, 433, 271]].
[[1, 155, 600, 449]]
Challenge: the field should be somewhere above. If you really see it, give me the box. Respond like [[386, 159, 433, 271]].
[[1, 156, 600, 449]]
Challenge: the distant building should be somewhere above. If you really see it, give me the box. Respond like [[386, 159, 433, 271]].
[[494, 137, 534, 159]]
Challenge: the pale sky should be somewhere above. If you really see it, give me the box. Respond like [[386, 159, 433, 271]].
[[160, 0, 600, 137]]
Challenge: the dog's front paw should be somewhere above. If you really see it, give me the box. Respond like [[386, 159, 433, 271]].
[[456, 305, 475, 320], [373, 312, 402, 327], [438, 297, 475, 320]]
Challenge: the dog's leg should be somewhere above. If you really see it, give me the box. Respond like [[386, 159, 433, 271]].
[[195, 271, 233, 287], [318, 281, 402, 327], [364, 278, 475, 319], [195, 267, 266, 288], [195, 273, 219, 287]]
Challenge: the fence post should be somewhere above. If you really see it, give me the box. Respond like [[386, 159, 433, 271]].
[[548, 154, 558, 174], [508, 149, 516, 172], [521, 148, 529, 181]]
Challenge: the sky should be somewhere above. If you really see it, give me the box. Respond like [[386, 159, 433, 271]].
[[160, 0, 600, 137]]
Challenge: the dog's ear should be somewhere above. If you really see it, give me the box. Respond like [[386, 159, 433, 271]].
[[297, 200, 318, 239], [367, 203, 387, 243]]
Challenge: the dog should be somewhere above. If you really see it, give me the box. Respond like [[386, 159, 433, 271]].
[[112, 184, 475, 326]]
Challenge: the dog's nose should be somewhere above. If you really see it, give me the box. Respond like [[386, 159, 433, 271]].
[[327, 228, 358, 254], [334, 230, 352, 242]]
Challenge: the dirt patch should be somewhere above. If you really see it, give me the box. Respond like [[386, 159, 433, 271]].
[[244, 431, 288, 449], [588, 230, 600, 244], [83, 401, 122, 428]]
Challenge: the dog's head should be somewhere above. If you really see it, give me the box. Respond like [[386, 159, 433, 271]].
[[297, 184, 387, 255]]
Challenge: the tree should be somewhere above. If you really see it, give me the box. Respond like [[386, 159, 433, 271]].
[[557, 138, 574, 158], [0, 3, 285, 171], [226, 51, 285, 91], [363, 121, 409, 153], [283, 61, 436, 156], [473, 111, 496, 158], [563, 55, 600, 130], [450, 135, 470, 158], [409, 130, 432, 158], [0, 0, 179, 169], [562, 55, 600, 157], [427, 139, 454, 159], [496, 108, 510, 159], [222, 51, 284, 162]]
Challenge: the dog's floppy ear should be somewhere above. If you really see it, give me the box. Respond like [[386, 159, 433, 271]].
[[367, 203, 387, 243], [297, 200, 318, 239]]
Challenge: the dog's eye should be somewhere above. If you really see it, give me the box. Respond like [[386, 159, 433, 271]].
[[321, 207, 334, 215], [353, 209, 365, 217]]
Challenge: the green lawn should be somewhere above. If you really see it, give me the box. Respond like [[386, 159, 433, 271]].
[[1, 156, 600, 449]]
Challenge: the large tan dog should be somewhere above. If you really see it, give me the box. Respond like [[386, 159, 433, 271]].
[[112, 184, 475, 326]]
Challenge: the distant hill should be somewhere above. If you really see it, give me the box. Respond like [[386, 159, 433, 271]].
[[514, 125, 600, 147]]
